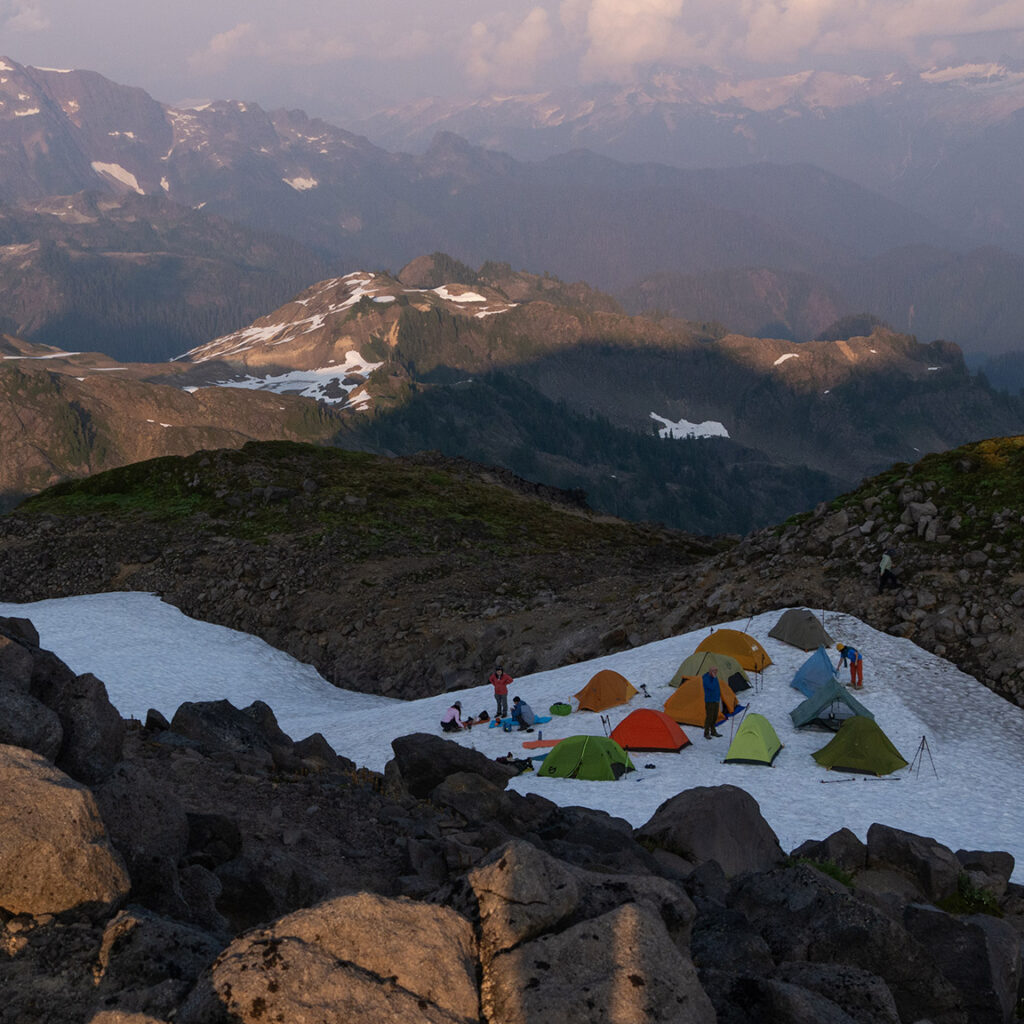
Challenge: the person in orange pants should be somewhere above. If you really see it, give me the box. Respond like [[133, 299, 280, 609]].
[[836, 643, 864, 689]]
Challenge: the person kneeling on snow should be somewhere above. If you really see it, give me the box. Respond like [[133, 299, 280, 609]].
[[441, 701, 469, 732], [511, 695, 535, 732]]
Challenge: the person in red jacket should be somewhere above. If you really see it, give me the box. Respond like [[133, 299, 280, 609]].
[[489, 664, 514, 719]]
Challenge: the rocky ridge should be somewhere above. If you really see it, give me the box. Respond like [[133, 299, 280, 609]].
[[1, 435, 1023, 709], [1, 614, 1021, 1023]]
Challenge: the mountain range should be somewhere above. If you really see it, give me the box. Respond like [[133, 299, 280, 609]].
[[354, 63, 1024, 255], [4, 255, 1022, 536], [3, 56, 1024, 370]]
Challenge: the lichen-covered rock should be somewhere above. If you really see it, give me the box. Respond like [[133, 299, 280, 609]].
[[0, 743, 129, 917], [178, 892, 479, 1024], [483, 903, 715, 1024]]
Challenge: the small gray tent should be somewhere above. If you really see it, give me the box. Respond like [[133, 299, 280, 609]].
[[769, 609, 834, 651], [790, 679, 874, 732]]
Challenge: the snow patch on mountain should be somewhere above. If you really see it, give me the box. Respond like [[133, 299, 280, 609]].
[[209, 353, 383, 407], [284, 176, 318, 191], [91, 162, 143, 194], [651, 412, 730, 439], [773, 352, 799, 366]]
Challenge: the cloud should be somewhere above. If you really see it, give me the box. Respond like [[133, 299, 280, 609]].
[[466, 7, 556, 89], [188, 21, 353, 74], [2, 1, 49, 32], [556, 0, 1024, 77]]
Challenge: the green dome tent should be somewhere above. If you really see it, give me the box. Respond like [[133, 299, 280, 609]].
[[790, 678, 874, 732], [669, 650, 751, 693], [812, 717, 908, 776], [537, 735, 635, 781], [723, 713, 783, 766]]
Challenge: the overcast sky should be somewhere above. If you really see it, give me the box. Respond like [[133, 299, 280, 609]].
[[3, 0, 1024, 121]]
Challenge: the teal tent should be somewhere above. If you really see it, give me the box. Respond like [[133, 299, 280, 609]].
[[790, 646, 839, 698], [790, 679, 874, 731]]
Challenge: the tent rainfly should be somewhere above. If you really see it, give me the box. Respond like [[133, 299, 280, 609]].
[[611, 709, 691, 752], [574, 669, 638, 712], [537, 735, 635, 780], [669, 650, 751, 693], [790, 646, 840, 698], [695, 629, 772, 673], [812, 717, 908, 776], [768, 608, 834, 651], [663, 675, 742, 727], [723, 713, 783, 766], [790, 679, 874, 732]]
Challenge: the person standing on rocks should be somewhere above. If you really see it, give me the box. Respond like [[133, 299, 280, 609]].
[[878, 548, 899, 593], [702, 666, 722, 740], [489, 663, 514, 720], [836, 643, 864, 689]]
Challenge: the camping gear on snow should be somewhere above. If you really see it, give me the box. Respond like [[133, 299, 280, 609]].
[[663, 675, 742, 727], [768, 608, 834, 651], [790, 646, 840, 698], [610, 709, 691, 752], [790, 679, 874, 731], [695, 629, 772, 673], [723, 713, 783, 766], [669, 650, 750, 693], [549, 702, 573, 716], [490, 714, 552, 729], [522, 738, 561, 749], [812, 717, 908, 776], [574, 669, 638, 712], [537, 735, 635, 780]]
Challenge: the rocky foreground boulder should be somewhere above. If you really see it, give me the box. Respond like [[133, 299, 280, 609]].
[[1, 615, 1023, 1023]]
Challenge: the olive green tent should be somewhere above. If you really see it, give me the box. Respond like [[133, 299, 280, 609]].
[[536, 735, 635, 781], [723, 713, 783, 766], [812, 717, 908, 776], [790, 679, 874, 732], [669, 650, 751, 693], [769, 608, 834, 651]]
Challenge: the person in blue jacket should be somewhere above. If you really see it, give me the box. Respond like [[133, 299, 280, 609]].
[[511, 695, 536, 732], [836, 643, 864, 689], [702, 666, 722, 739]]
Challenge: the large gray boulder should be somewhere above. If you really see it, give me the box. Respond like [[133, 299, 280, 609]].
[[699, 969, 864, 1024], [866, 823, 962, 901], [904, 904, 1022, 1024], [0, 743, 129, 917], [168, 699, 292, 769], [482, 902, 716, 1024], [389, 732, 517, 799], [0, 685, 63, 759], [729, 864, 967, 1024], [773, 962, 901, 1024], [636, 785, 785, 878], [92, 907, 222, 1019], [467, 839, 584, 960], [178, 892, 479, 1024]]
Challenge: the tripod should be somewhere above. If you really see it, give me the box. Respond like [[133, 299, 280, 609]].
[[909, 735, 938, 779]]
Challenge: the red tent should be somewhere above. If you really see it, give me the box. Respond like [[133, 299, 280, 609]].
[[610, 709, 691, 752]]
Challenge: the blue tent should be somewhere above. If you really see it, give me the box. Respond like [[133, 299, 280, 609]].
[[790, 646, 839, 698]]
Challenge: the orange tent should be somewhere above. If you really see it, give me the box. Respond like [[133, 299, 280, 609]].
[[574, 669, 638, 712], [663, 675, 740, 726], [611, 709, 690, 752], [695, 629, 772, 673]]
